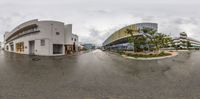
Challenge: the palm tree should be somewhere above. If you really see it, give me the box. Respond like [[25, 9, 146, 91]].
[[126, 28, 173, 53], [142, 28, 158, 52], [125, 29, 135, 37], [142, 28, 172, 52], [165, 36, 173, 48], [126, 29, 143, 52]]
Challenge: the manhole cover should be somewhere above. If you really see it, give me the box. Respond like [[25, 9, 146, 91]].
[[32, 58, 40, 61]]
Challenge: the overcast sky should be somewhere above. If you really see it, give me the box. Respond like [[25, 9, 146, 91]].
[[0, 0, 200, 45]]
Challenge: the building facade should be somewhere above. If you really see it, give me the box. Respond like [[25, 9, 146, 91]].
[[82, 44, 96, 50], [103, 23, 158, 50], [4, 19, 79, 56], [173, 32, 200, 50]]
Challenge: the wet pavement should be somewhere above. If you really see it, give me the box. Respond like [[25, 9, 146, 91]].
[[0, 49, 200, 99]]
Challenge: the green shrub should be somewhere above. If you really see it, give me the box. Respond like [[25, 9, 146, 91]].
[[159, 51, 165, 56], [125, 51, 171, 58], [117, 51, 125, 55]]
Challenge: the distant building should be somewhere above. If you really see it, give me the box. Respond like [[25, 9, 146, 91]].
[[4, 19, 79, 56], [173, 32, 200, 50], [82, 44, 96, 50]]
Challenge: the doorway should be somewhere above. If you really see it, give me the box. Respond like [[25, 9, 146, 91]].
[[29, 41, 35, 55], [53, 44, 63, 54]]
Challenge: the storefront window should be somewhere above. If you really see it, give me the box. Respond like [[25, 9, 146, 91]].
[[16, 42, 24, 53]]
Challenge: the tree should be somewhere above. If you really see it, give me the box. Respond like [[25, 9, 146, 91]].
[[126, 29, 135, 51], [142, 28, 173, 52], [125, 28, 139, 38], [125, 28, 173, 53], [126, 29, 145, 52], [134, 36, 147, 52], [163, 36, 173, 48]]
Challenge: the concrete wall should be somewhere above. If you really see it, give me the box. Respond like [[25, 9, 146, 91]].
[[38, 21, 65, 56], [64, 24, 73, 45]]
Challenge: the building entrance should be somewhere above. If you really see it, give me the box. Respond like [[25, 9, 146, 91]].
[[29, 41, 35, 55]]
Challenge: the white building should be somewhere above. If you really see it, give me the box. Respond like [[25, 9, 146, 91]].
[[173, 32, 200, 50], [4, 19, 79, 56]]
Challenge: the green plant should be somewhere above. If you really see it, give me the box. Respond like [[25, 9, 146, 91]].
[[124, 51, 171, 58], [125, 28, 173, 53], [117, 51, 125, 55]]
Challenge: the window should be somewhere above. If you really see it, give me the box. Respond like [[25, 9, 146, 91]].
[[16, 42, 24, 52], [74, 39, 76, 41], [71, 38, 73, 41], [53, 44, 63, 54], [10, 44, 14, 51], [6, 46, 9, 51], [33, 27, 38, 31], [56, 32, 60, 35], [41, 40, 45, 46]]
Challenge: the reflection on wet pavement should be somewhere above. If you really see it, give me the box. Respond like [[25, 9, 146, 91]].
[[0, 50, 200, 99]]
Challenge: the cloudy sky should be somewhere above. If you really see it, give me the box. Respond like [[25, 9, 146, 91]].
[[0, 0, 200, 45]]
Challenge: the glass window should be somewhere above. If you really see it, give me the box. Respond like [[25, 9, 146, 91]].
[[16, 42, 24, 52], [41, 40, 45, 46], [53, 44, 63, 54], [56, 32, 60, 35]]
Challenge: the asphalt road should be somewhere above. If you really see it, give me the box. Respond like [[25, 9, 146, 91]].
[[0, 49, 200, 99]]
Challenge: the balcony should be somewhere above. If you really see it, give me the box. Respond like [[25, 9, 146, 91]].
[[6, 28, 40, 43], [6, 24, 38, 42]]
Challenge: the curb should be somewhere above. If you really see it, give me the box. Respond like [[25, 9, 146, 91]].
[[122, 52, 178, 60]]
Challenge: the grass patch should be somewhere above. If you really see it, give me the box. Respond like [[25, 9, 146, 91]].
[[115, 50, 125, 55]]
